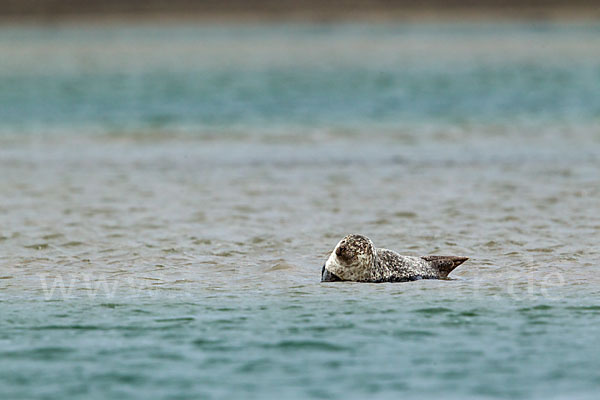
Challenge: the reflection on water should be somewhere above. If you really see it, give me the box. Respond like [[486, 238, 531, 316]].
[[0, 21, 599, 400]]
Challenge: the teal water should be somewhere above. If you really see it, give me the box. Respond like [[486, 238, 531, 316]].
[[1, 23, 599, 134], [2, 296, 600, 399], [1, 21, 600, 399]]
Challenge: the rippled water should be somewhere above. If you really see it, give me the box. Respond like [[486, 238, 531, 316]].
[[1, 21, 600, 399]]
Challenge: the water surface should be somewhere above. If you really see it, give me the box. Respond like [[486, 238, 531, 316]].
[[1, 21, 599, 399]]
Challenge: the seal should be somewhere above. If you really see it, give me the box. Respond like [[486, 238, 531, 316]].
[[321, 234, 468, 283]]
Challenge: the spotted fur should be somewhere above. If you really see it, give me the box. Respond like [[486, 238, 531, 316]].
[[322, 234, 468, 283]]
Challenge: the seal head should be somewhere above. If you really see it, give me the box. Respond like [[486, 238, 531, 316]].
[[321, 234, 376, 282]]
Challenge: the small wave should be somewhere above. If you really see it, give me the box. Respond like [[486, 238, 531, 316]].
[[518, 304, 553, 312], [41, 233, 64, 240], [264, 261, 296, 272], [393, 329, 437, 338], [154, 317, 195, 323], [61, 241, 84, 247], [264, 340, 348, 352], [29, 325, 101, 330], [394, 211, 417, 218], [2, 347, 74, 360], [414, 307, 453, 315], [24, 243, 49, 250]]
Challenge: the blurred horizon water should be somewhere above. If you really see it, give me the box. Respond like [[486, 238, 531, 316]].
[[1, 19, 600, 400], [1, 21, 600, 137]]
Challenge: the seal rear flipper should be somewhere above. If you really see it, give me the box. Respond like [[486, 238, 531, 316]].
[[421, 255, 468, 278]]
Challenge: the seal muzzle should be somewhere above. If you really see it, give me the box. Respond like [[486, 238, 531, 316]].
[[321, 264, 342, 282]]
